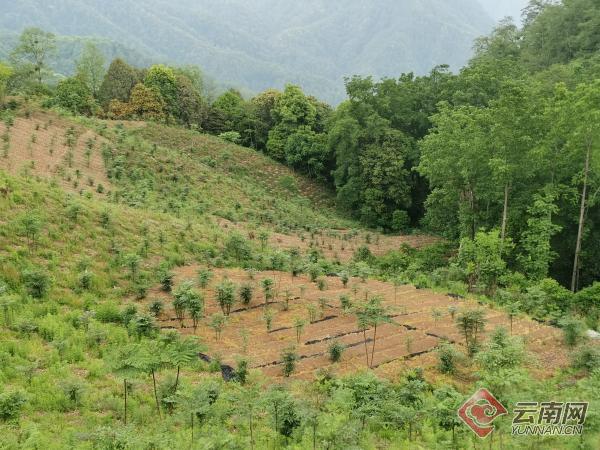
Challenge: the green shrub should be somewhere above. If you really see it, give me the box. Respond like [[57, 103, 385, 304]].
[[197, 268, 213, 288], [339, 294, 352, 311], [281, 346, 298, 377], [391, 210, 410, 233], [559, 317, 587, 347], [0, 390, 26, 421], [128, 313, 158, 339], [77, 270, 94, 291], [437, 342, 460, 374], [94, 302, 122, 323], [22, 269, 51, 299], [413, 273, 429, 290], [218, 131, 241, 143], [316, 277, 327, 291], [158, 270, 174, 292], [328, 340, 345, 362], [353, 246, 373, 263], [235, 357, 249, 384], [149, 300, 164, 317], [572, 345, 600, 373], [121, 304, 138, 327], [239, 283, 253, 307]]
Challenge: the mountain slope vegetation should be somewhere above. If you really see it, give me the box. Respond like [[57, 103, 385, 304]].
[[1, 1, 600, 448], [0, 0, 495, 103]]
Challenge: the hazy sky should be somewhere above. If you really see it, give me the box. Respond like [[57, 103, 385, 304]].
[[478, 0, 530, 23]]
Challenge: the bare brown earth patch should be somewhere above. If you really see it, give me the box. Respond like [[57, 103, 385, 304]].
[[139, 267, 570, 381], [0, 111, 112, 196]]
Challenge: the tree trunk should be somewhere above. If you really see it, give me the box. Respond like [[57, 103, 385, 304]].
[[249, 411, 254, 450], [370, 325, 378, 369], [571, 143, 591, 292], [363, 330, 370, 367], [152, 370, 161, 418], [174, 365, 180, 392], [123, 379, 127, 425], [500, 182, 510, 249]]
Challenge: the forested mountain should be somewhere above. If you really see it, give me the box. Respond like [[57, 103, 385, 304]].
[[0, 0, 494, 103], [0, 30, 154, 76]]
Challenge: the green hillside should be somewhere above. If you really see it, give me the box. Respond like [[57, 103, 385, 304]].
[[1, 1, 600, 448]]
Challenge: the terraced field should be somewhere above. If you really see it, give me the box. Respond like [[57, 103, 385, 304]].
[[0, 111, 111, 197], [139, 267, 570, 381]]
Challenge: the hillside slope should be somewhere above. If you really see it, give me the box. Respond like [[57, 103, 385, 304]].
[[0, 0, 494, 103], [1, 104, 598, 449]]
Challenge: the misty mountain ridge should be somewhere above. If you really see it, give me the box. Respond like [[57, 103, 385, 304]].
[[0, 0, 504, 103]]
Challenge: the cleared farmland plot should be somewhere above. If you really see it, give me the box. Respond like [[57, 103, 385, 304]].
[[139, 267, 570, 380]]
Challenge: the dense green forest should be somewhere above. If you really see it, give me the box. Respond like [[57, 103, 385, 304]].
[[0, 0, 599, 448]]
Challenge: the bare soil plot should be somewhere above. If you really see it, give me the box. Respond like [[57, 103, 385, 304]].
[[139, 267, 572, 381], [0, 112, 112, 196]]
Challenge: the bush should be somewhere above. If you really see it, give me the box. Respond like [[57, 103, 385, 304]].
[[60, 379, 85, 408], [235, 358, 249, 384], [572, 345, 600, 373], [316, 277, 327, 291], [391, 210, 410, 233], [353, 246, 373, 263], [149, 300, 164, 317], [77, 270, 94, 291], [94, 302, 122, 323], [0, 390, 26, 421], [339, 294, 352, 311], [437, 342, 460, 374], [197, 268, 213, 288], [159, 270, 174, 292], [218, 131, 241, 144], [559, 317, 587, 347], [281, 346, 298, 377], [328, 341, 345, 362], [216, 279, 236, 315], [121, 304, 138, 327], [224, 233, 253, 263], [574, 282, 600, 324], [413, 273, 429, 290], [128, 313, 158, 339], [239, 283, 253, 306], [53, 77, 96, 115], [22, 269, 51, 299]]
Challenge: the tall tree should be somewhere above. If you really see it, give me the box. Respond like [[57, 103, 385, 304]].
[[144, 64, 178, 120], [267, 84, 317, 160], [75, 42, 106, 97], [517, 191, 562, 280], [10, 27, 56, 86], [98, 58, 140, 107], [487, 81, 541, 247], [127, 83, 165, 121], [0, 62, 12, 104], [558, 81, 600, 291], [419, 104, 492, 239]]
